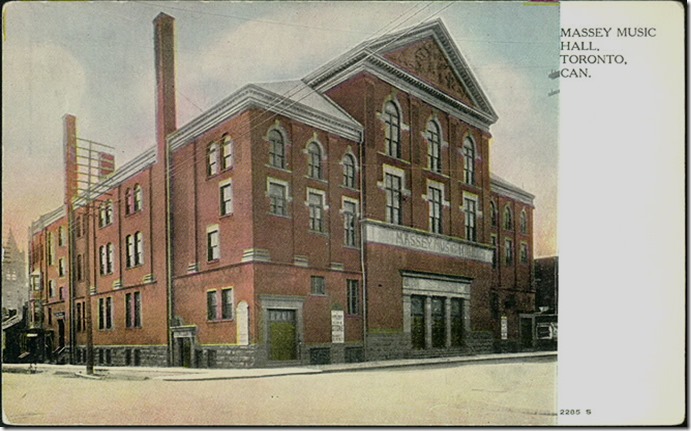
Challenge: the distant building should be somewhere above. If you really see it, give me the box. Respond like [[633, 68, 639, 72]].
[[534, 256, 558, 314], [28, 14, 539, 368], [2, 230, 27, 313]]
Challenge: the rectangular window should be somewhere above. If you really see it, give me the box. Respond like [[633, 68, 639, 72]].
[[491, 235, 498, 268], [58, 226, 66, 247], [134, 232, 143, 266], [76, 302, 82, 332], [505, 238, 514, 266], [411, 295, 425, 350], [48, 280, 55, 298], [429, 186, 442, 234], [77, 254, 83, 281], [308, 192, 324, 232], [207, 290, 218, 321], [105, 297, 113, 329], [134, 291, 142, 328], [125, 293, 133, 328], [450, 298, 464, 347], [222, 137, 233, 170], [107, 243, 115, 273], [76, 216, 83, 238], [269, 182, 287, 216], [343, 200, 357, 247], [98, 298, 105, 330], [347, 280, 359, 315], [221, 288, 233, 320], [48, 307, 52, 325], [58, 258, 66, 277], [311, 276, 326, 295], [385, 173, 402, 225], [464, 197, 477, 242], [520, 242, 529, 264], [99, 245, 106, 275], [47, 233, 54, 265], [126, 235, 134, 268], [59, 287, 64, 301], [126, 292, 142, 328], [220, 182, 233, 216], [207, 227, 220, 261]]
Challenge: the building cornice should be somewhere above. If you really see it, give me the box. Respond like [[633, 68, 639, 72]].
[[490, 174, 535, 206], [168, 84, 363, 152], [31, 206, 66, 234]]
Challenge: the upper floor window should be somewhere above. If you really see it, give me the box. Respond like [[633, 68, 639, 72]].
[[311, 276, 326, 295], [58, 258, 66, 277], [268, 129, 286, 169], [385, 173, 403, 225], [58, 226, 66, 247], [426, 120, 442, 173], [268, 178, 289, 216], [343, 199, 358, 247], [47, 232, 55, 265], [76, 254, 84, 281], [99, 200, 114, 228], [207, 142, 219, 176], [343, 154, 356, 188], [75, 215, 83, 238], [463, 137, 476, 185], [125, 188, 133, 215], [491, 235, 498, 268], [490, 200, 498, 227], [207, 226, 220, 261], [308, 190, 325, 233], [520, 242, 529, 264], [126, 232, 144, 268], [99, 243, 115, 275], [383, 101, 401, 158], [503, 206, 513, 231], [98, 297, 113, 330], [133, 184, 143, 212], [519, 209, 528, 234], [428, 186, 443, 234], [464, 196, 477, 242], [221, 135, 233, 170], [220, 181, 233, 216], [505, 238, 514, 266], [307, 142, 323, 179], [347, 279, 360, 315]]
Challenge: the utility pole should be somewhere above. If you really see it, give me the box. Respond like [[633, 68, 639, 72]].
[[71, 135, 115, 376]]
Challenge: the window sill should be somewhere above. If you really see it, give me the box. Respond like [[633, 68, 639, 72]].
[[304, 176, 328, 184], [207, 318, 235, 323], [266, 164, 291, 173], [268, 212, 291, 219], [340, 185, 359, 192], [423, 169, 449, 179], [220, 212, 234, 219], [125, 264, 144, 270], [207, 259, 221, 265], [309, 230, 329, 237], [377, 152, 410, 164]]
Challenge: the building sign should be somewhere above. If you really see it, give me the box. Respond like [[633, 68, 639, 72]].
[[501, 315, 508, 340], [364, 221, 493, 263], [331, 310, 344, 344]]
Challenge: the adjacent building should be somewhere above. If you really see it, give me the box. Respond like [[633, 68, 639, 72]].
[[28, 13, 538, 368]]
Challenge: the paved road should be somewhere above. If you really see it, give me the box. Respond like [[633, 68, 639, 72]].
[[3, 359, 556, 426]]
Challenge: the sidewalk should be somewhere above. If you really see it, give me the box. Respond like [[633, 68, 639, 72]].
[[2, 351, 556, 382]]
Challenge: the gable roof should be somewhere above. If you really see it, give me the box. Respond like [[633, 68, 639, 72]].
[[169, 80, 363, 151], [304, 19, 498, 130]]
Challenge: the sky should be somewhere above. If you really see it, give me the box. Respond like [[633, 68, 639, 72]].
[[2, 1, 559, 257]]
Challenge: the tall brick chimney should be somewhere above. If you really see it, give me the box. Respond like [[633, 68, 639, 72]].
[[63, 114, 77, 206], [153, 12, 176, 161]]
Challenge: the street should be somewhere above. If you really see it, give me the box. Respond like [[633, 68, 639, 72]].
[[3, 358, 556, 426]]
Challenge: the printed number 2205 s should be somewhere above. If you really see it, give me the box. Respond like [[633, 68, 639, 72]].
[[560, 409, 591, 415]]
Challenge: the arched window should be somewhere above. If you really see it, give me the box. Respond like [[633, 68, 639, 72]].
[[268, 129, 285, 169], [490, 200, 498, 227], [463, 137, 475, 185], [207, 142, 219, 176], [221, 135, 233, 170], [125, 188, 133, 215], [383, 101, 401, 158], [133, 184, 143, 212], [307, 142, 322, 179], [503, 206, 513, 231], [520, 209, 528, 234], [343, 154, 356, 188], [426, 120, 441, 173]]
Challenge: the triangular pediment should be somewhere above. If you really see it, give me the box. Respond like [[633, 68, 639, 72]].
[[304, 19, 497, 127], [382, 37, 474, 108]]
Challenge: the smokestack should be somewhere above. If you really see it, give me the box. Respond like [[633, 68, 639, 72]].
[[154, 13, 176, 161], [63, 114, 77, 206]]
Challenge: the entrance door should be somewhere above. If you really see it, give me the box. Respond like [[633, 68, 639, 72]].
[[268, 309, 297, 361], [411, 296, 425, 350], [57, 319, 65, 348], [178, 338, 192, 367]]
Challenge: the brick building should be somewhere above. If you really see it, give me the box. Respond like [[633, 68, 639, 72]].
[[28, 13, 536, 367]]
